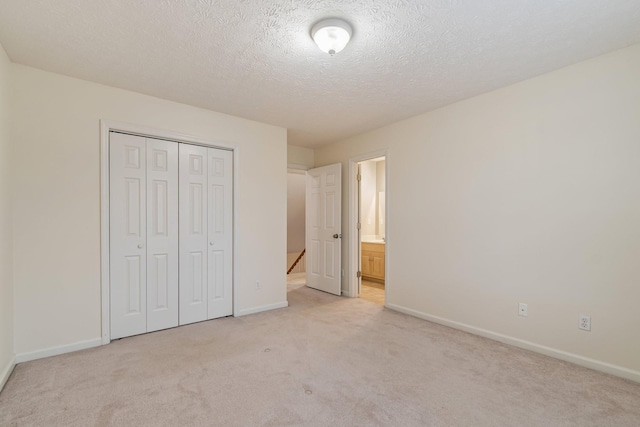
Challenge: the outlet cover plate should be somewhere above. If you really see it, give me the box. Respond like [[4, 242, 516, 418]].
[[518, 303, 528, 317], [579, 315, 591, 331]]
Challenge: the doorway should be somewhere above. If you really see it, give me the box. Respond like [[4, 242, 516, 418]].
[[358, 157, 386, 304], [287, 169, 307, 288], [351, 153, 387, 304]]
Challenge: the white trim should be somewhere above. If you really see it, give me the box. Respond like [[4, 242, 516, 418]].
[[101, 120, 238, 149], [0, 356, 15, 392], [14, 338, 102, 364], [387, 303, 640, 384], [287, 163, 310, 171], [100, 120, 110, 345], [348, 149, 389, 299], [236, 301, 288, 317], [100, 120, 239, 342], [232, 146, 241, 318], [347, 160, 357, 298]]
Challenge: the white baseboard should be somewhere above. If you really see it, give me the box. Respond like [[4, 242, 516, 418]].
[[236, 301, 288, 317], [1, 355, 15, 392], [14, 337, 102, 364], [386, 303, 640, 384]]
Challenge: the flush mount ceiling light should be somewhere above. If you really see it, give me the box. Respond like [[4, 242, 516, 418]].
[[311, 18, 353, 55]]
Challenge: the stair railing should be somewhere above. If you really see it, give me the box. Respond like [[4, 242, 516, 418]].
[[287, 249, 306, 274]]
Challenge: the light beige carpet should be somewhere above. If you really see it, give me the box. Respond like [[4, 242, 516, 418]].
[[2, 279, 640, 426]]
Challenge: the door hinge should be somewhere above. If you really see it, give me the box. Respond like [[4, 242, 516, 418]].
[[357, 173, 361, 182], [357, 222, 361, 230], [357, 271, 362, 278]]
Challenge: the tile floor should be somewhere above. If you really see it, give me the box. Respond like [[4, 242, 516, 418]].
[[359, 279, 385, 305]]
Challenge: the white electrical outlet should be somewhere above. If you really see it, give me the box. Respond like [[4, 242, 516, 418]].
[[518, 303, 528, 317], [579, 315, 591, 331]]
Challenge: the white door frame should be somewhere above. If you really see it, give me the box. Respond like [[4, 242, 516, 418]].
[[348, 149, 389, 300], [100, 120, 239, 345]]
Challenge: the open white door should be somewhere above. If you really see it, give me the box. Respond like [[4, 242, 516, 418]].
[[306, 163, 342, 295]]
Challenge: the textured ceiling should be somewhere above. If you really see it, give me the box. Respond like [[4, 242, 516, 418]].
[[1, 1, 640, 147]]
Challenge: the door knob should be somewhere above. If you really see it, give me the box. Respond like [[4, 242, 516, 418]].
[[210, 241, 214, 246], [333, 234, 342, 239], [137, 243, 144, 249]]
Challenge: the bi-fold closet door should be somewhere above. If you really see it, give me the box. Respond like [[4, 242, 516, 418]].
[[178, 143, 233, 325], [110, 133, 179, 339], [109, 132, 232, 340]]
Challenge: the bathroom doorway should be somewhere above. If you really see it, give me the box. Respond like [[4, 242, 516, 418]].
[[357, 156, 386, 305]]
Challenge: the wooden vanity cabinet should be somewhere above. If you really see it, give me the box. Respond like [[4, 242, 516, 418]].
[[361, 242, 385, 282]]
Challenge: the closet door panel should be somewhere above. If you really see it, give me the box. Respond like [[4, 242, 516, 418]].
[[207, 149, 233, 319], [179, 144, 208, 325], [110, 133, 147, 339], [146, 138, 179, 332]]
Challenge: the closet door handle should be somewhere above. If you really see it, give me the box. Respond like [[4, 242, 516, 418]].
[[137, 243, 144, 249], [209, 241, 215, 246]]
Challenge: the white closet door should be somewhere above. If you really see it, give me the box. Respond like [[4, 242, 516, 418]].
[[146, 139, 179, 332], [179, 144, 209, 325], [110, 133, 147, 339], [111, 136, 233, 336], [207, 149, 233, 319]]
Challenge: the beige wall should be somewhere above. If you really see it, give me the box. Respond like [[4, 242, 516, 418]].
[[359, 158, 386, 238], [360, 160, 377, 237], [316, 44, 640, 378], [287, 172, 306, 253], [376, 160, 386, 237], [0, 43, 14, 387], [287, 145, 314, 169], [11, 64, 288, 357]]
